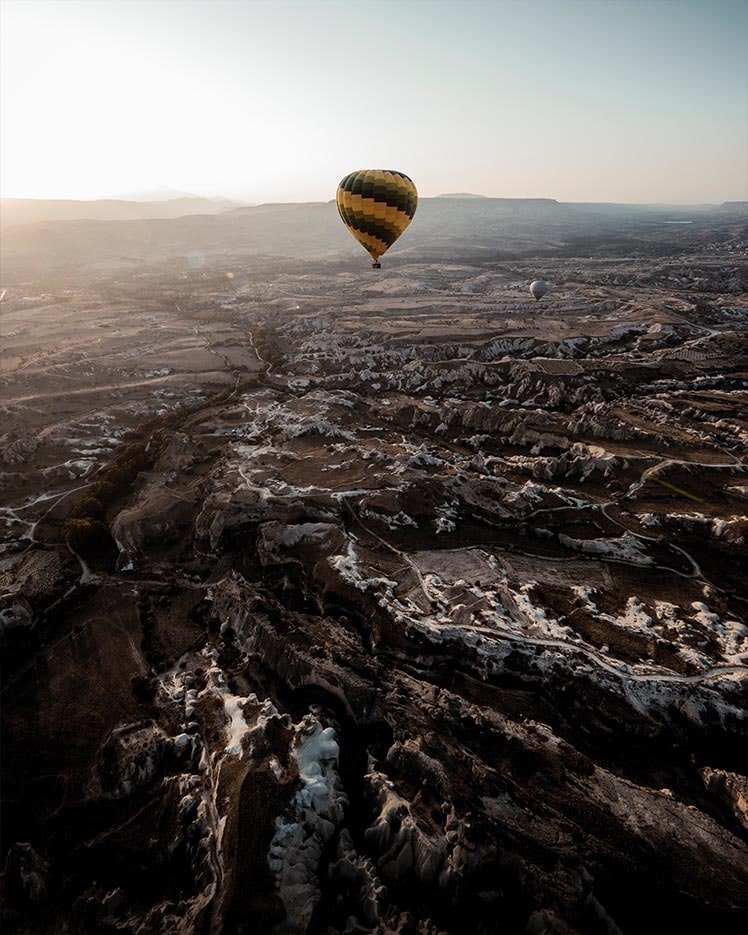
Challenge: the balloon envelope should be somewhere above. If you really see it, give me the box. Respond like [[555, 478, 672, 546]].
[[336, 169, 417, 264], [529, 280, 549, 301]]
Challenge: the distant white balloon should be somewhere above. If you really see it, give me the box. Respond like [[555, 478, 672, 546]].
[[529, 279, 549, 301]]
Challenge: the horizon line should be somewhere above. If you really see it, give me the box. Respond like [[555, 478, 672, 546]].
[[1, 193, 746, 208]]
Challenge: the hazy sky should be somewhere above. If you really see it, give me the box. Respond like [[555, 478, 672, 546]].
[[1, 0, 746, 203]]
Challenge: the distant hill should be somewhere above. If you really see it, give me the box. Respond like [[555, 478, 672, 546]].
[[0, 196, 239, 229], [714, 201, 748, 217], [437, 193, 487, 199], [2, 197, 745, 279], [224, 202, 324, 216], [0, 197, 582, 276], [105, 186, 237, 203]]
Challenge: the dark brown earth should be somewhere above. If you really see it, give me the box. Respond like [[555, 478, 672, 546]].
[[1, 201, 747, 934]]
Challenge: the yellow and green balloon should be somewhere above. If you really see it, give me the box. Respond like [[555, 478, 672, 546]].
[[336, 169, 417, 268]]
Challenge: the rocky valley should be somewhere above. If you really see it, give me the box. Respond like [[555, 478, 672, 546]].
[[1, 199, 747, 935]]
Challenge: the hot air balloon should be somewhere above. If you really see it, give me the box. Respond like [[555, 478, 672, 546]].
[[529, 280, 549, 301], [336, 169, 417, 268]]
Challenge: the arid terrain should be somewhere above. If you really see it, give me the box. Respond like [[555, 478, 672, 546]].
[[1, 198, 747, 935]]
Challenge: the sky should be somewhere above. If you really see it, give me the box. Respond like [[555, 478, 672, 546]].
[[1, 0, 746, 204]]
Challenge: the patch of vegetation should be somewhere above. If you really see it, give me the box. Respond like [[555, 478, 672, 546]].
[[64, 440, 166, 559], [251, 324, 285, 371], [131, 674, 156, 704], [62, 518, 113, 558], [69, 442, 159, 525]]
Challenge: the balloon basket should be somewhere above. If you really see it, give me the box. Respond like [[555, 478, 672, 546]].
[[372, 262, 382, 269]]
